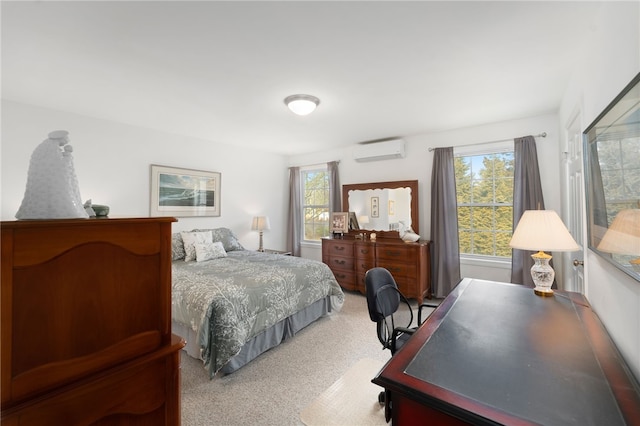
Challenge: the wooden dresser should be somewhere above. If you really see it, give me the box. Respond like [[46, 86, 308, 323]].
[[322, 236, 431, 302], [1, 217, 185, 425]]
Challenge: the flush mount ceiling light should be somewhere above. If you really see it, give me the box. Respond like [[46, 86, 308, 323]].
[[284, 94, 320, 116]]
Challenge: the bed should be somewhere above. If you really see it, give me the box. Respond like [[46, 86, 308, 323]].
[[170, 228, 344, 378]]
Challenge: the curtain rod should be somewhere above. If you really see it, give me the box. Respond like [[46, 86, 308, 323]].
[[290, 160, 340, 169], [427, 132, 547, 152]]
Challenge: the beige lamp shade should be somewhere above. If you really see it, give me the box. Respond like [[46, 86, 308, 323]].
[[358, 215, 370, 224], [509, 210, 579, 252], [597, 209, 640, 255], [251, 216, 271, 231]]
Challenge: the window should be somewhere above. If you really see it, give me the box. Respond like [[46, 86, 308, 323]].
[[597, 138, 640, 223], [302, 167, 330, 241], [455, 150, 514, 258]]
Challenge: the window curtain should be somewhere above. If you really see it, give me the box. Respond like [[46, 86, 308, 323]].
[[328, 161, 341, 212], [430, 147, 461, 298], [287, 167, 302, 257], [510, 136, 545, 286]]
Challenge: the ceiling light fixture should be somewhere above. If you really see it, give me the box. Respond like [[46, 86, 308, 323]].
[[284, 94, 320, 116]]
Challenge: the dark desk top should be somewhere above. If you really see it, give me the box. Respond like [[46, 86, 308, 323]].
[[373, 278, 640, 425]]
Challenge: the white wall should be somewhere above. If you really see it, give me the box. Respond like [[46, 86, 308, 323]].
[[1, 100, 289, 251], [289, 112, 560, 277], [559, 1, 640, 380]]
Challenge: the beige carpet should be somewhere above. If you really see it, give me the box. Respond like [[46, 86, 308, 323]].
[[300, 358, 387, 426]]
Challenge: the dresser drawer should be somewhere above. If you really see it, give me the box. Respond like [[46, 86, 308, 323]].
[[394, 275, 421, 297], [376, 244, 418, 263], [324, 240, 354, 257], [328, 255, 355, 272], [377, 259, 417, 279], [331, 268, 356, 290], [355, 243, 375, 259]]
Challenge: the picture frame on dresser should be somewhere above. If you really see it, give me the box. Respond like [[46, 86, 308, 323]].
[[331, 212, 349, 234], [150, 164, 221, 217]]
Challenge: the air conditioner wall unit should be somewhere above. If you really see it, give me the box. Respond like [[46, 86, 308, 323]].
[[353, 139, 406, 162]]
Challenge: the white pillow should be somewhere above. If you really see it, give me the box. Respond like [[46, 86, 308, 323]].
[[195, 241, 227, 262], [180, 231, 213, 262]]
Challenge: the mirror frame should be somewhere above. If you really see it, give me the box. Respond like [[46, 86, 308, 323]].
[[342, 180, 419, 239], [583, 71, 640, 282]]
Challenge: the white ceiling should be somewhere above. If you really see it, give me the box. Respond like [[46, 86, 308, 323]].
[[2, 1, 603, 155]]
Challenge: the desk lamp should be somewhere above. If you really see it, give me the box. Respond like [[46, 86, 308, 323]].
[[597, 209, 640, 273], [509, 210, 579, 296], [251, 216, 271, 252]]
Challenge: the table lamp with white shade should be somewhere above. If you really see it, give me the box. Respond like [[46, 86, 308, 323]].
[[509, 210, 580, 296], [251, 216, 270, 252]]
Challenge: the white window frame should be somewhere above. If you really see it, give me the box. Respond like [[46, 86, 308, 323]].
[[300, 164, 330, 244], [454, 142, 514, 264]]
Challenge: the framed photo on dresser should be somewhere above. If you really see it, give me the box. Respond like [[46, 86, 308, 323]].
[[331, 212, 349, 234]]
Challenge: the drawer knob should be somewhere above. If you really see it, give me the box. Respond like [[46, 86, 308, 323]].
[[334, 246, 344, 251], [334, 259, 345, 265]]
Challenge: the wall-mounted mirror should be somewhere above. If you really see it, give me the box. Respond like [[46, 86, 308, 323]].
[[584, 72, 640, 281], [342, 180, 419, 238]]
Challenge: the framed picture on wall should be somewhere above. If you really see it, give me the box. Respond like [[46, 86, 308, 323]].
[[371, 196, 379, 218], [150, 164, 221, 217]]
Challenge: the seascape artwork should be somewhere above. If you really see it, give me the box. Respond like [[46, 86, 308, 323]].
[[159, 173, 216, 207]]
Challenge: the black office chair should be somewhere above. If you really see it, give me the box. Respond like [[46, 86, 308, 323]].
[[365, 267, 438, 414]]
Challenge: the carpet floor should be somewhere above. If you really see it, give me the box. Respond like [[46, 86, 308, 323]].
[[180, 290, 427, 425], [300, 358, 387, 426]]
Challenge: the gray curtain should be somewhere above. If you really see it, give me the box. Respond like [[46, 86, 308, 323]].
[[287, 167, 302, 257], [588, 141, 608, 243], [431, 147, 461, 298], [328, 161, 341, 212], [510, 136, 545, 286]]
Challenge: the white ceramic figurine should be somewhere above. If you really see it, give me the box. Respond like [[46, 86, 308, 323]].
[[15, 130, 89, 219]]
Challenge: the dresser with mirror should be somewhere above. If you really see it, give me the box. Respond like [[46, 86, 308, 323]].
[[321, 180, 431, 302]]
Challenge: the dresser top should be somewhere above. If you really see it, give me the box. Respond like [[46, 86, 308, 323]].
[[1, 216, 176, 229]]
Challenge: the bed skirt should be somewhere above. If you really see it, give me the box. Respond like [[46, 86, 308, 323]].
[[172, 295, 332, 375]]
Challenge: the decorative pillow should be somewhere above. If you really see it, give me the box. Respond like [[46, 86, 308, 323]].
[[180, 231, 213, 262], [192, 227, 244, 252], [171, 233, 185, 261], [195, 241, 227, 262]]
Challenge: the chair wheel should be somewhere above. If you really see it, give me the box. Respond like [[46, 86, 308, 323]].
[[378, 391, 385, 405]]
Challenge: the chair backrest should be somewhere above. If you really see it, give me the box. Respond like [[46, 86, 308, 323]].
[[365, 267, 401, 322], [365, 267, 415, 350]]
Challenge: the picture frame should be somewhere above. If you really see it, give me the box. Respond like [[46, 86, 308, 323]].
[[348, 211, 360, 230], [371, 196, 379, 218], [150, 164, 221, 217], [331, 212, 349, 234]]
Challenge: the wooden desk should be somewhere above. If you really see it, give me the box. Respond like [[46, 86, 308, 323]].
[[373, 278, 640, 425]]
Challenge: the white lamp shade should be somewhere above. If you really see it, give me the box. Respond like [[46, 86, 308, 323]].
[[284, 94, 319, 116], [509, 210, 579, 252], [597, 209, 640, 255], [251, 216, 271, 231], [358, 215, 370, 224]]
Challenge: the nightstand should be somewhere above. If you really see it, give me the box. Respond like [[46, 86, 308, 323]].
[[262, 249, 292, 256]]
